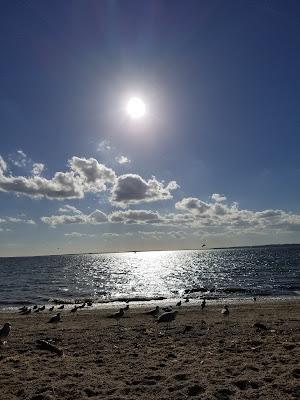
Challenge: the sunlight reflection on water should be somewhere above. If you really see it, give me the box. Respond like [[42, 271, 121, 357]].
[[0, 246, 299, 306]]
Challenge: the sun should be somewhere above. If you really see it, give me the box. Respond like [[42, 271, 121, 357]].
[[126, 97, 146, 119]]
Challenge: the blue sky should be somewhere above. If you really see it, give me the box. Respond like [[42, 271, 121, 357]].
[[1, 0, 300, 256]]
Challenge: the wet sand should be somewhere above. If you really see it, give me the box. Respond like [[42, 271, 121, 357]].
[[0, 300, 299, 400]]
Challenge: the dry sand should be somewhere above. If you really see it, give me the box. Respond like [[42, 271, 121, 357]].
[[0, 300, 299, 400]]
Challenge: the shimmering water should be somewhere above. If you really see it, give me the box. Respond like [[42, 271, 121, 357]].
[[0, 245, 299, 308]]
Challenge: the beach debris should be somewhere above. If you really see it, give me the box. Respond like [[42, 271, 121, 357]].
[[48, 313, 61, 323], [71, 306, 78, 313], [144, 306, 160, 317], [221, 305, 229, 316], [0, 322, 11, 345], [182, 325, 193, 334], [49, 306, 54, 312], [253, 322, 268, 331], [57, 305, 64, 310], [201, 299, 206, 310], [176, 300, 182, 307], [157, 310, 178, 329], [36, 339, 63, 356]]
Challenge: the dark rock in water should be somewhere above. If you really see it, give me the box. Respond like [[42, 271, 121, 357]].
[[187, 384, 204, 396]]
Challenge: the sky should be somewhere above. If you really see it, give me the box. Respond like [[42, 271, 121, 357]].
[[0, 0, 300, 257]]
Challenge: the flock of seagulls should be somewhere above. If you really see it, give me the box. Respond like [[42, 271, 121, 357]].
[[0, 298, 235, 346]]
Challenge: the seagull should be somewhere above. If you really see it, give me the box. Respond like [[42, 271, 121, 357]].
[[221, 305, 229, 316], [57, 305, 64, 310], [48, 313, 61, 323], [49, 306, 54, 312], [78, 302, 86, 309], [39, 305, 45, 311], [71, 306, 78, 313], [0, 323, 11, 345], [176, 300, 182, 307], [23, 308, 32, 315], [144, 306, 160, 317], [87, 301, 93, 306], [123, 304, 129, 311], [157, 310, 178, 329], [108, 308, 124, 323], [253, 296, 257, 302], [19, 306, 27, 312], [185, 298, 190, 303], [33, 305, 38, 310], [201, 299, 206, 310]]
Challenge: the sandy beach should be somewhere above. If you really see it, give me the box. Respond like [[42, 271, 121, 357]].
[[0, 300, 299, 400]]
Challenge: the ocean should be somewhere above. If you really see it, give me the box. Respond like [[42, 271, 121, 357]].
[[0, 245, 299, 309]]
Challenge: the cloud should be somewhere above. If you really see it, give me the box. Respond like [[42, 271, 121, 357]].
[[0, 155, 116, 200], [109, 209, 162, 224], [97, 140, 111, 152], [115, 155, 131, 164], [9, 150, 28, 168], [58, 205, 82, 214], [0, 156, 7, 173], [211, 193, 227, 202], [111, 174, 179, 207], [31, 163, 45, 176], [175, 196, 300, 233], [41, 209, 107, 226], [0, 216, 36, 225], [64, 232, 96, 238]]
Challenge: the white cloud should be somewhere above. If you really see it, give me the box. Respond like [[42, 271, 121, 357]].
[[0, 155, 116, 200], [111, 174, 179, 207], [8, 150, 28, 168], [97, 140, 111, 152], [115, 155, 131, 164], [0, 216, 36, 225], [109, 209, 162, 224], [64, 232, 96, 238], [58, 205, 82, 214], [211, 193, 227, 202], [31, 163, 45, 176], [41, 209, 107, 226], [0, 156, 7, 173]]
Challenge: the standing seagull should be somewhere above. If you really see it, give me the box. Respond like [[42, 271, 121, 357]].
[[0, 323, 11, 345], [108, 308, 124, 324], [123, 304, 129, 311], [201, 299, 206, 310], [48, 313, 61, 323], [221, 305, 229, 316], [144, 305, 160, 317], [157, 310, 178, 330], [176, 300, 182, 307]]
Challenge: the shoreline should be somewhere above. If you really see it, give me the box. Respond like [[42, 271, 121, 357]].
[[1, 294, 300, 313]]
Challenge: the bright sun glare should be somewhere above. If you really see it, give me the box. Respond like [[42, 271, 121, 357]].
[[126, 97, 146, 119]]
